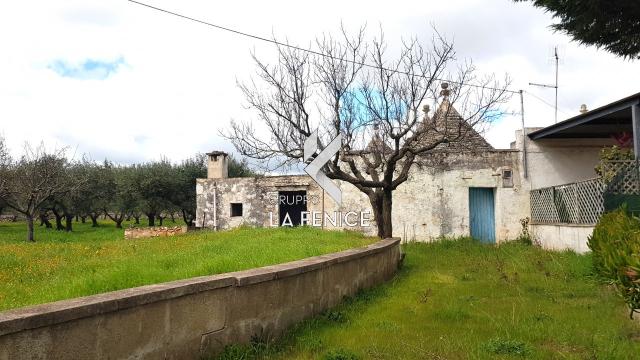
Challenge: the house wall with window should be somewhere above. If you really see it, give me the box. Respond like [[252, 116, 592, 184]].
[[196, 94, 640, 252], [196, 148, 530, 243]]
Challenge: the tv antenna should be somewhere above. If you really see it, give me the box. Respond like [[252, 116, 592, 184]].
[[529, 46, 560, 123]]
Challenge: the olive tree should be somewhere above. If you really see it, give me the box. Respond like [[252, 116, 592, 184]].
[[1, 144, 75, 241], [133, 160, 177, 226]]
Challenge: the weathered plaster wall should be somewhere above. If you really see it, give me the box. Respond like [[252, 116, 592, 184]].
[[196, 176, 350, 230], [530, 224, 593, 253], [387, 150, 529, 242], [0, 239, 401, 360], [514, 129, 611, 252], [195, 129, 613, 247], [197, 150, 530, 243], [515, 129, 614, 189]]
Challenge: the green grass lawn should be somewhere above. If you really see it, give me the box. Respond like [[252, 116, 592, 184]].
[[220, 238, 640, 360], [0, 221, 376, 312]]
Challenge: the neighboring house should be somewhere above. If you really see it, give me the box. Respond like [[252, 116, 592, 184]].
[[526, 92, 640, 252], [196, 92, 640, 253]]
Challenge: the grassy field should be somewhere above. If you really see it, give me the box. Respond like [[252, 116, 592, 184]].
[[220, 238, 640, 360], [0, 221, 376, 312]]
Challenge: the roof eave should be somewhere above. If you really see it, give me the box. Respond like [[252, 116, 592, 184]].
[[527, 93, 640, 140]]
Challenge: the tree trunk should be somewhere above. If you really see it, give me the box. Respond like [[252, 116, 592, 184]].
[[134, 215, 140, 224], [80, 216, 86, 224], [157, 215, 164, 226], [170, 213, 176, 223], [369, 188, 393, 239], [65, 214, 73, 232], [147, 213, 156, 227], [89, 214, 99, 227], [380, 188, 393, 238], [26, 215, 35, 242], [106, 211, 124, 229], [39, 213, 52, 228], [182, 209, 194, 227], [52, 209, 64, 231]]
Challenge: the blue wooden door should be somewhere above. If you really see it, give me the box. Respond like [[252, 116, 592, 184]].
[[469, 187, 496, 243]]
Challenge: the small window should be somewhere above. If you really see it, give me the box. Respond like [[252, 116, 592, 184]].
[[502, 169, 513, 188], [231, 203, 243, 217]]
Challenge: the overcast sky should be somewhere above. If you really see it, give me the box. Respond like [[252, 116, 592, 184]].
[[1, 0, 639, 164]]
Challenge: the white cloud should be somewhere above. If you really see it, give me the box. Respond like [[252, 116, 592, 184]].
[[0, 0, 638, 163]]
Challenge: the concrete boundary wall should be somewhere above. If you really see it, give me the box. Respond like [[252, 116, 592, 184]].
[[531, 224, 594, 253], [0, 238, 401, 360]]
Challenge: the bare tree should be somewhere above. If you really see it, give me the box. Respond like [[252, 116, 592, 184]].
[[0, 137, 10, 216], [223, 27, 510, 238], [0, 137, 10, 201], [1, 144, 74, 241]]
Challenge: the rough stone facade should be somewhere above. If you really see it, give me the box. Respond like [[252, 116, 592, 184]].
[[196, 126, 612, 246], [196, 147, 530, 243]]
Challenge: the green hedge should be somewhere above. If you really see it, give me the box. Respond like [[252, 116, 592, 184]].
[[588, 208, 640, 318]]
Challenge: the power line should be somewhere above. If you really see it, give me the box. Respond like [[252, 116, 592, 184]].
[[128, 0, 521, 95], [524, 90, 571, 117]]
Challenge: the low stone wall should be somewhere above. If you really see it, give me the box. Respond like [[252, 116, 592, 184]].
[[0, 215, 18, 223], [0, 238, 401, 359], [124, 226, 188, 239], [531, 223, 594, 253]]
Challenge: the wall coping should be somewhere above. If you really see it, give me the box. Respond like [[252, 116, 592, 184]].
[[530, 223, 596, 228], [0, 238, 400, 337]]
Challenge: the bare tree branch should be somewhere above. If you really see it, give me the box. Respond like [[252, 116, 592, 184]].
[[223, 26, 512, 237]]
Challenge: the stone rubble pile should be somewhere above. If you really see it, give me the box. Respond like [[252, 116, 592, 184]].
[[124, 226, 188, 240]]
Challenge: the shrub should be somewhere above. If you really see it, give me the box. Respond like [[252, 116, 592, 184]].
[[588, 208, 640, 318], [217, 344, 252, 360], [323, 348, 359, 360], [324, 310, 348, 323], [515, 217, 534, 245], [482, 337, 530, 356], [594, 145, 634, 183]]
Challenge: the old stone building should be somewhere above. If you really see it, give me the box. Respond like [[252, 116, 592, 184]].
[[196, 99, 531, 243], [197, 93, 640, 250], [196, 145, 528, 242]]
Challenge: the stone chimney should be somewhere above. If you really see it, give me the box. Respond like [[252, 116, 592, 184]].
[[580, 104, 588, 114], [206, 151, 228, 179]]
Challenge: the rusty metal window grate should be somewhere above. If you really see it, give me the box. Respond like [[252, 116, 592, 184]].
[[530, 178, 604, 224]]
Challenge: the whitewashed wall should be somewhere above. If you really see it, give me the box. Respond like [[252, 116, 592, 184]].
[[197, 150, 530, 243], [515, 129, 614, 189], [516, 129, 612, 252], [196, 130, 613, 249]]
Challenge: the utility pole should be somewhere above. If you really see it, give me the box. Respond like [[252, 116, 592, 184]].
[[520, 90, 528, 179], [553, 46, 559, 124], [529, 46, 560, 123]]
